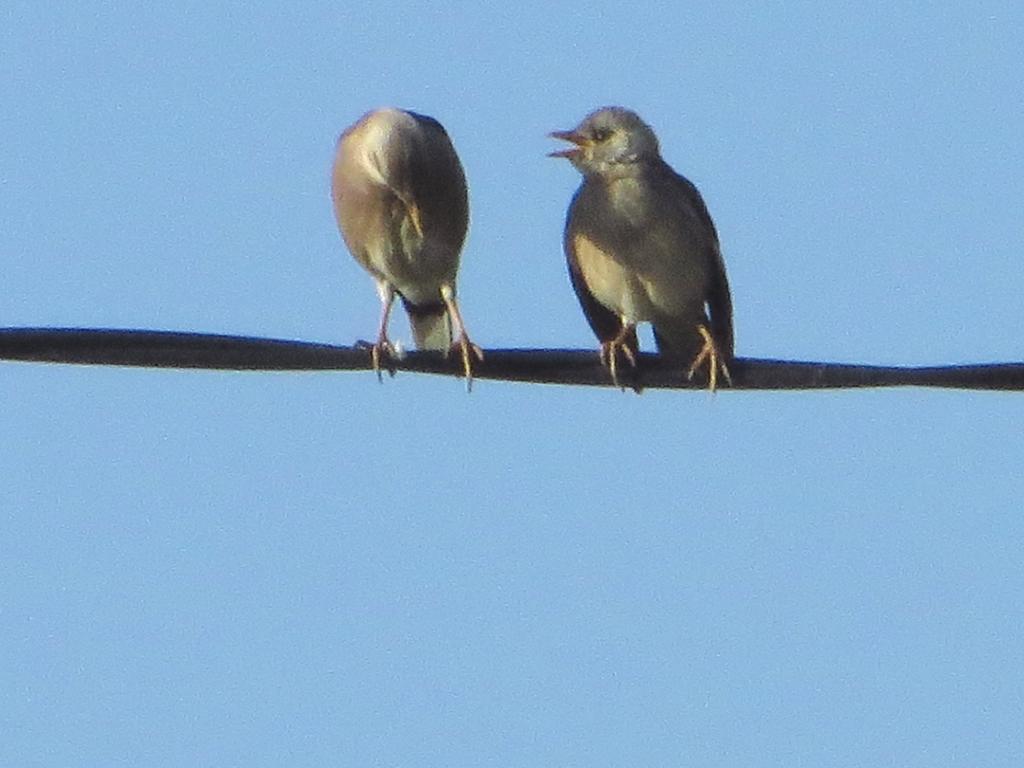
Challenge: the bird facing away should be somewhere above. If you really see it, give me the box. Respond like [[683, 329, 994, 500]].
[[331, 108, 481, 387], [550, 107, 734, 391]]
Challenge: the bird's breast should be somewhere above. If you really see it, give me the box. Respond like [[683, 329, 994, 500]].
[[569, 176, 710, 323], [572, 233, 657, 323]]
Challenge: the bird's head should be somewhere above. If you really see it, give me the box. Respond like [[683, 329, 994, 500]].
[[549, 107, 661, 175]]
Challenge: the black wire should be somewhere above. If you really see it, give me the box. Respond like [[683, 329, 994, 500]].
[[2, 327, 1023, 391]]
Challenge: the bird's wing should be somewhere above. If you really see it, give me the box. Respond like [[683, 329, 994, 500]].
[[662, 170, 735, 359], [565, 212, 639, 356], [705, 240, 734, 359], [402, 113, 469, 258], [331, 126, 389, 276]]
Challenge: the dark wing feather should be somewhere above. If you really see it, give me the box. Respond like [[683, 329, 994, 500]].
[[405, 113, 469, 258], [564, 188, 639, 356], [660, 168, 735, 360], [705, 244, 734, 359]]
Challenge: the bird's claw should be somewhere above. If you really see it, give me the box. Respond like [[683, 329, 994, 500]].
[[356, 337, 398, 382], [686, 324, 732, 392], [600, 337, 638, 390], [445, 333, 484, 392]]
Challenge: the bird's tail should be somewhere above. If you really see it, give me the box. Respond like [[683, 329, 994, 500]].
[[707, 273, 735, 361], [402, 298, 452, 350], [653, 323, 702, 360]]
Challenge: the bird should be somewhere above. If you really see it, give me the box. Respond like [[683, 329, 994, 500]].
[[549, 106, 734, 391], [331, 107, 481, 387]]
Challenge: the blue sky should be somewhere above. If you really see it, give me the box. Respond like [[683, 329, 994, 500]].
[[2, 4, 1023, 766]]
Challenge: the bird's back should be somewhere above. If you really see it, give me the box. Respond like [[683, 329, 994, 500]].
[[331, 108, 469, 305]]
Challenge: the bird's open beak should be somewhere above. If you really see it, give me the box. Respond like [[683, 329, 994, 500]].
[[548, 129, 586, 159]]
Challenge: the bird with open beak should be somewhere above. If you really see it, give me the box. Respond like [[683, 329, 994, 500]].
[[332, 108, 481, 388], [550, 106, 734, 391]]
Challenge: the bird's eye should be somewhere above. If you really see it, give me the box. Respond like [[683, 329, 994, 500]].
[[591, 127, 611, 142]]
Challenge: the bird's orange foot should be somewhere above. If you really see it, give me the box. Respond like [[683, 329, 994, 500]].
[[600, 337, 638, 390], [446, 333, 484, 392], [686, 324, 732, 392], [356, 337, 398, 382]]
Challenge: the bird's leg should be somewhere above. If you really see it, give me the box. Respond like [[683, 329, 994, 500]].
[[686, 323, 732, 392], [440, 283, 483, 392], [361, 280, 397, 381], [599, 322, 638, 389]]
